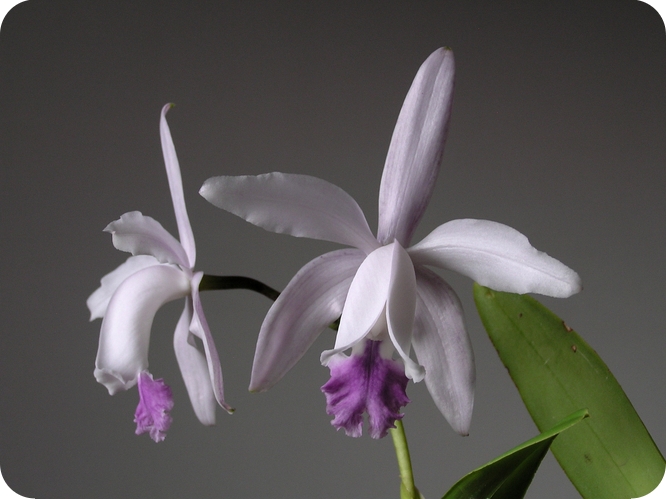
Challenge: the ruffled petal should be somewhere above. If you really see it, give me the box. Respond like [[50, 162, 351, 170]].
[[250, 249, 366, 391], [105, 211, 190, 268], [321, 340, 409, 439], [411, 267, 474, 435], [320, 245, 394, 364], [377, 48, 455, 247], [87, 255, 160, 320], [94, 265, 191, 394], [408, 219, 582, 298], [190, 272, 234, 414], [134, 371, 174, 442], [173, 297, 217, 425], [200, 173, 379, 254], [385, 241, 423, 382], [160, 104, 196, 267]]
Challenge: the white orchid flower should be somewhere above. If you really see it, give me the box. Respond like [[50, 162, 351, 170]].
[[88, 104, 232, 442], [200, 48, 582, 438]]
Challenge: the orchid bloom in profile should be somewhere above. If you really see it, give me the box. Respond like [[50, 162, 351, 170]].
[[87, 104, 232, 442], [200, 48, 582, 439]]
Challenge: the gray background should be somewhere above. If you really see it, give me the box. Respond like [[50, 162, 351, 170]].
[[1, 1, 664, 498]]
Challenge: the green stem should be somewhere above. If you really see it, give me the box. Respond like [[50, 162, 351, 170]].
[[199, 274, 280, 301], [390, 419, 420, 499]]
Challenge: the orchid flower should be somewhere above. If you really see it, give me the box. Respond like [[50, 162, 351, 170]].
[[200, 48, 582, 439], [87, 104, 232, 442]]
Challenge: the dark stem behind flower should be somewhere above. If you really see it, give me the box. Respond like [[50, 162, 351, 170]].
[[199, 274, 341, 330], [199, 275, 280, 301]]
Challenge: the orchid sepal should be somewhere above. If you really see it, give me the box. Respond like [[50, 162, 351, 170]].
[[249, 248, 366, 392], [200, 172, 380, 255], [408, 218, 582, 298]]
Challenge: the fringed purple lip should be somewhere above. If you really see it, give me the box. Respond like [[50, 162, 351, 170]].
[[134, 371, 174, 442], [321, 340, 410, 439]]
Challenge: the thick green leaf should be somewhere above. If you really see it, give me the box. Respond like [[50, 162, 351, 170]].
[[442, 409, 588, 499], [473, 284, 665, 498]]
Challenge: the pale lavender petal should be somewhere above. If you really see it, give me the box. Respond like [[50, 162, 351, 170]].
[[200, 173, 379, 254], [321, 339, 409, 439], [377, 48, 455, 247], [409, 219, 583, 298], [411, 267, 474, 435], [173, 297, 217, 425], [134, 371, 174, 442], [160, 104, 196, 267], [190, 272, 234, 414], [250, 249, 366, 392], [105, 211, 189, 268], [94, 265, 191, 394], [385, 241, 424, 382], [87, 255, 160, 320], [321, 245, 394, 363]]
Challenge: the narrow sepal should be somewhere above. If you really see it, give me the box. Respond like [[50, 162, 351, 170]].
[[411, 267, 474, 435], [160, 104, 196, 267], [190, 272, 234, 413], [377, 48, 455, 247], [200, 173, 379, 254], [409, 219, 582, 298], [173, 298, 217, 425]]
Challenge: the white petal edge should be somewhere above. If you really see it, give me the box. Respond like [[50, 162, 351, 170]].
[[411, 267, 474, 435], [377, 48, 455, 247], [190, 272, 234, 413], [173, 297, 217, 425], [105, 211, 190, 268], [94, 264, 191, 395], [320, 245, 394, 364], [250, 249, 365, 391], [200, 173, 379, 254], [87, 255, 160, 320], [408, 219, 582, 298], [160, 104, 196, 267], [385, 241, 424, 382]]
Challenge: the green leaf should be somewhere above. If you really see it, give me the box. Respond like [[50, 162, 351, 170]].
[[473, 284, 665, 498], [442, 409, 588, 499]]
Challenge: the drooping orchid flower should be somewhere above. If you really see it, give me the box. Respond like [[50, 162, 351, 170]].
[[200, 48, 582, 439], [87, 104, 232, 442]]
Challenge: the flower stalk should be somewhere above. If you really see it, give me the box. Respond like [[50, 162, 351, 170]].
[[390, 420, 421, 499], [199, 274, 280, 301]]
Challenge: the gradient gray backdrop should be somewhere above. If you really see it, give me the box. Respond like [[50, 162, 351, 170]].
[[1, 1, 664, 498]]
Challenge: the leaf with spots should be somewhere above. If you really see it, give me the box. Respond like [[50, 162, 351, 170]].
[[473, 284, 664, 498]]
